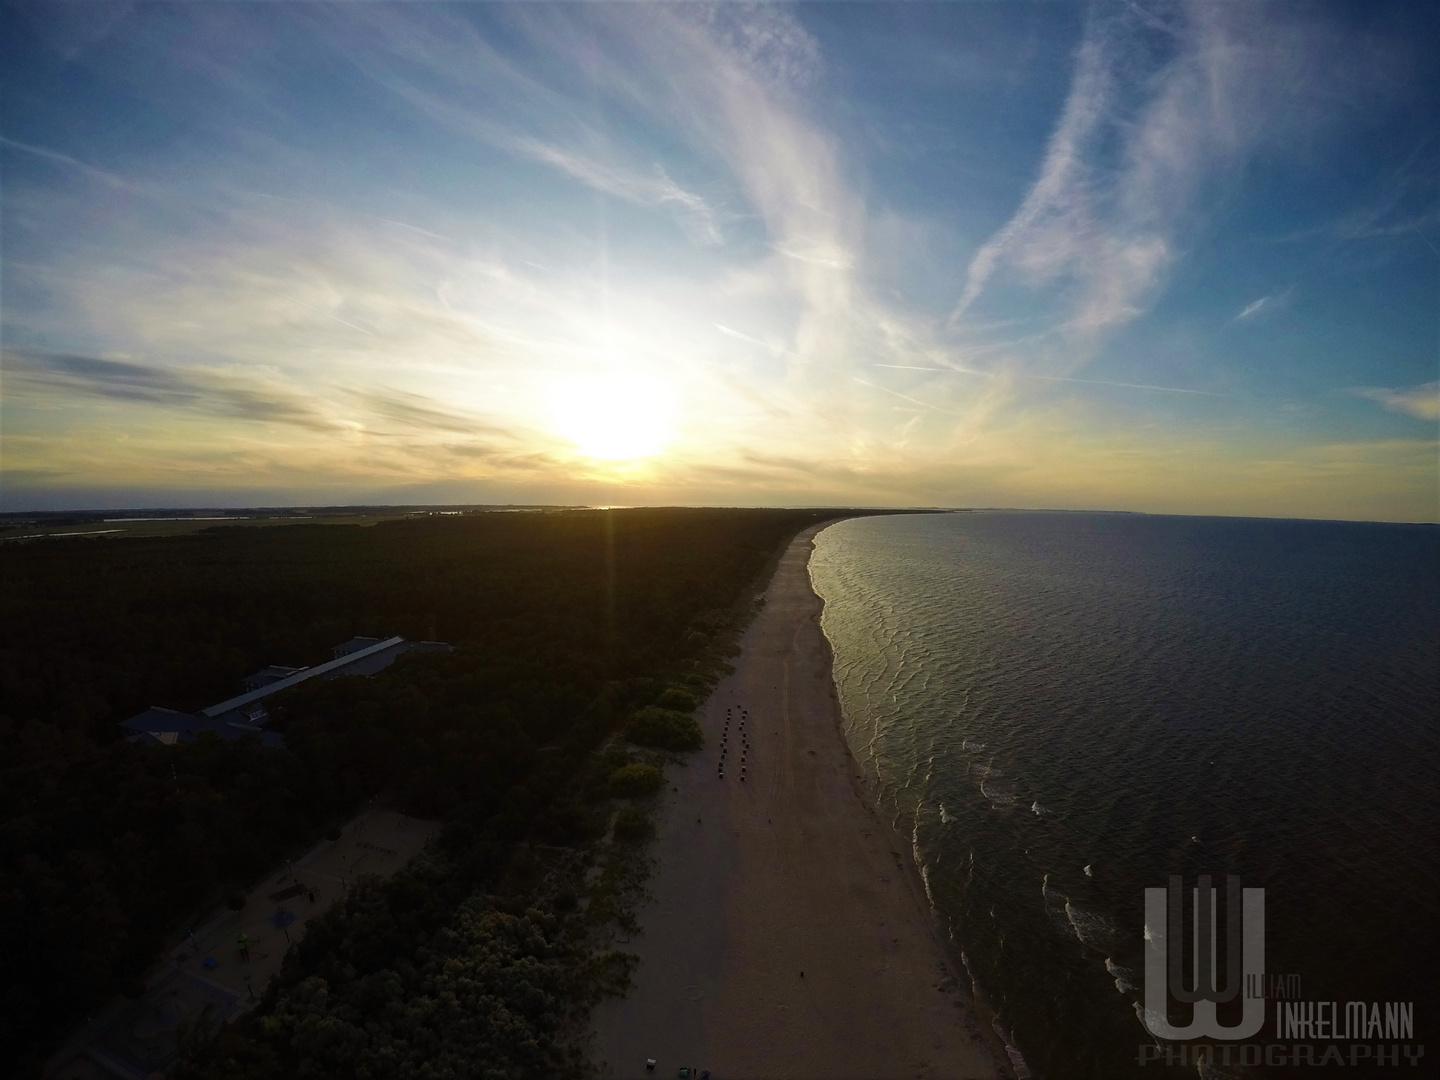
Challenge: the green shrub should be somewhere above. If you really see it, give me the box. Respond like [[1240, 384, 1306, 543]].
[[613, 805, 654, 843], [535, 799, 602, 845], [607, 763, 664, 798], [623, 707, 703, 752], [656, 687, 698, 711], [601, 745, 633, 769], [625, 677, 664, 706]]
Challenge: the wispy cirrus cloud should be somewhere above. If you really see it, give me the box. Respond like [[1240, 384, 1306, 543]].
[[3, 348, 338, 431], [0, 135, 134, 190], [1233, 288, 1291, 323], [1266, 139, 1440, 249], [714, 323, 787, 357], [513, 138, 723, 246], [351, 2, 881, 420], [606, 5, 865, 380], [348, 388, 525, 440], [1350, 382, 1440, 422], [771, 240, 854, 270], [950, 32, 1110, 326], [3, 347, 529, 443], [4, 2, 1434, 519], [1235, 297, 1270, 322], [952, 2, 1295, 350], [872, 361, 1220, 396]]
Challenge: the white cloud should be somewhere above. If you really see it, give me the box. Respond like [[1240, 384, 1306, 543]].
[[951, 34, 1110, 322], [1350, 382, 1440, 422], [700, 4, 824, 92], [512, 138, 724, 245], [771, 241, 854, 270], [952, 3, 1285, 352], [1233, 288, 1292, 323], [11, 2, 1426, 519], [1235, 296, 1269, 321], [714, 324, 787, 356], [0, 135, 134, 190]]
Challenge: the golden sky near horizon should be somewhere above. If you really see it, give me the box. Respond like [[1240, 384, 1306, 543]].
[[2, 4, 1436, 520]]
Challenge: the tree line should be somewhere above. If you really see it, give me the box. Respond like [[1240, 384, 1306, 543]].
[[0, 508, 841, 1074]]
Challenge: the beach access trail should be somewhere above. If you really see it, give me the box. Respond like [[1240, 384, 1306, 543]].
[[47, 808, 438, 1080], [590, 523, 1002, 1080]]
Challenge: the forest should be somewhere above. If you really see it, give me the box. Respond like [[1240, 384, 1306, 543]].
[[0, 507, 843, 1074]]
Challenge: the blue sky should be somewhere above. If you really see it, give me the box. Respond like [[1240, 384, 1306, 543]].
[[2, 1, 1436, 519]]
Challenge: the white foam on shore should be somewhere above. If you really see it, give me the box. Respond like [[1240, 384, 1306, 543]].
[[1104, 957, 1136, 993], [1042, 874, 1116, 951], [992, 1017, 1034, 1079], [1064, 900, 1116, 950], [813, 526, 1028, 1079], [918, 860, 937, 909]]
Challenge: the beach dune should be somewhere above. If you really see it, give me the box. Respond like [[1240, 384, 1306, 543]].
[[590, 523, 1002, 1080]]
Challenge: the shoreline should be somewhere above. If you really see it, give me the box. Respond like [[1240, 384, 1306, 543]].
[[809, 530, 1026, 1080], [810, 528, 1030, 1080], [589, 522, 1006, 1079]]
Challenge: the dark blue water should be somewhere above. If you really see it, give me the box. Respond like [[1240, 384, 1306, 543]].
[[811, 512, 1439, 1079]]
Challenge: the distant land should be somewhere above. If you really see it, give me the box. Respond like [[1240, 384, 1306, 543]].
[[0, 504, 958, 543], [0, 505, 585, 542]]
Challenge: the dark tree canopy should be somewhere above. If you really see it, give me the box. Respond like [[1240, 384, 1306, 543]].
[[623, 706, 705, 752], [0, 508, 841, 1073]]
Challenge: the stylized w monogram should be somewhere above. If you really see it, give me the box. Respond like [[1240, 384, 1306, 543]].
[[1142, 875, 1265, 1039], [1168, 874, 1241, 1003]]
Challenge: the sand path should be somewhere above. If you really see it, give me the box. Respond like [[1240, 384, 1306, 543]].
[[47, 808, 439, 1080], [590, 524, 1002, 1080]]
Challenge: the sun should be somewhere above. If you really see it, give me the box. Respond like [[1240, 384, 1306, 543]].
[[549, 372, 676, 461]]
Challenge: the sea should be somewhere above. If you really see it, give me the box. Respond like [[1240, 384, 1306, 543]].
[[809, 511, 1439, 1079]]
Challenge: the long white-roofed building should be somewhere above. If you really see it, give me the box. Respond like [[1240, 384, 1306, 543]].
[[122, 636, 452, 748]]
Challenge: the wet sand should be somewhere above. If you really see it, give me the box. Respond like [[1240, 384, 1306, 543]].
[[590, 523, 1003, 1080]]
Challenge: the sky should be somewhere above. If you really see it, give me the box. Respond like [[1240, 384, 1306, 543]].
[[1, 1, 1437, 520]]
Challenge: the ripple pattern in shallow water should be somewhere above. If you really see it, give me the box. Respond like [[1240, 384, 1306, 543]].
[[811, 511, 1440, 1079]]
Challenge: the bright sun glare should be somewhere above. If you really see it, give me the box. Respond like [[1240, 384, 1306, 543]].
[[549, 373, 676, 461]]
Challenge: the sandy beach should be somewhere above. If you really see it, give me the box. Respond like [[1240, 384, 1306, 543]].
[[590, 523, 1004, 1080]]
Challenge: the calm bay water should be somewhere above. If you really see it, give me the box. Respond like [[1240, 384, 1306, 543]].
[[810, 512, 1439, 1079]]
